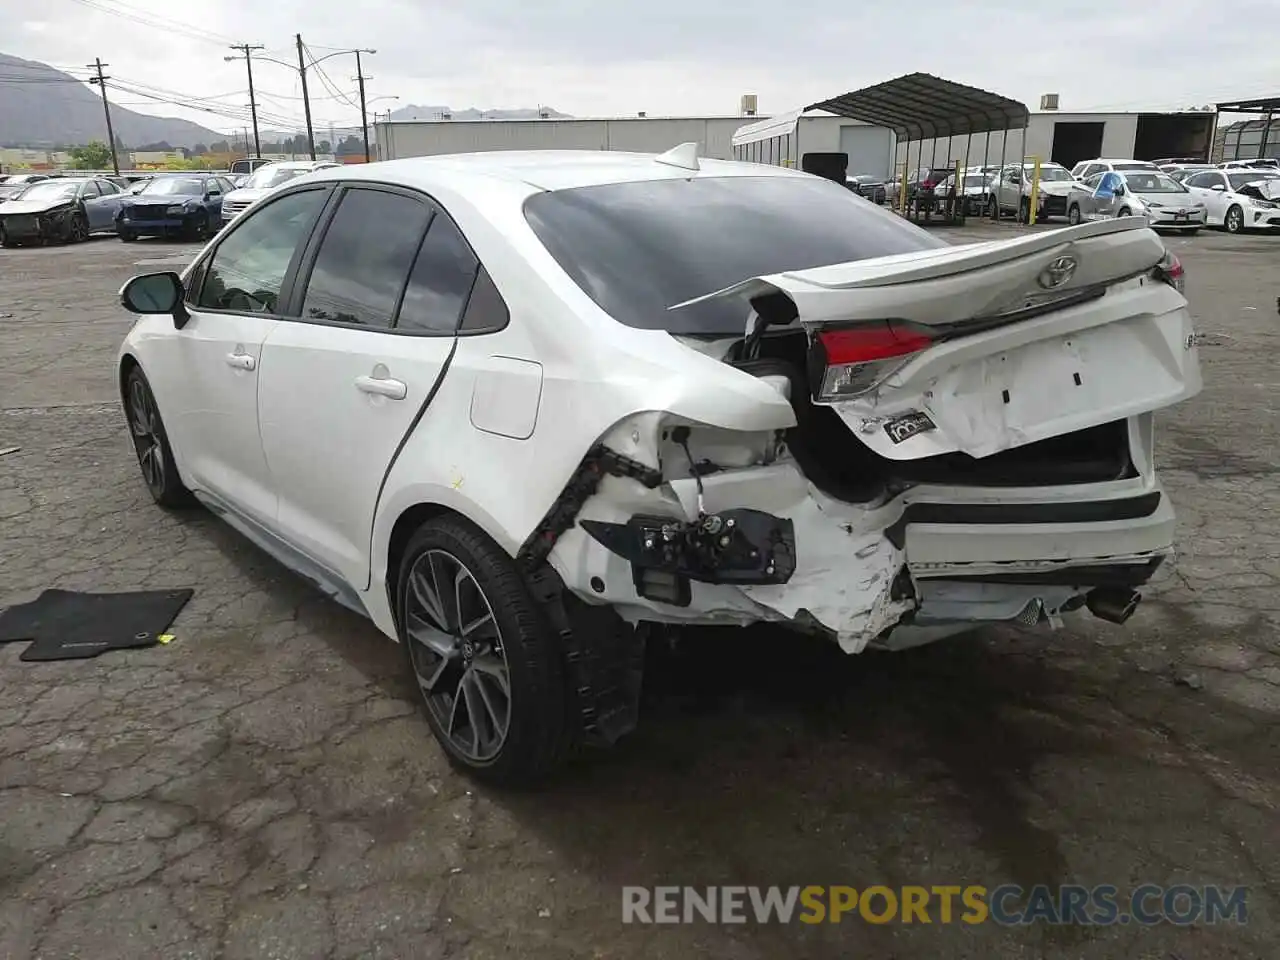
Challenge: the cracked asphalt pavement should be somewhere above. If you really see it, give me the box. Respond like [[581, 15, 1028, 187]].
[[1, 226, 1278, 959]]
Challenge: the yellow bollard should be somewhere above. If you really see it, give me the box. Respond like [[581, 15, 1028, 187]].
[[1027, 156, 1042, 226]]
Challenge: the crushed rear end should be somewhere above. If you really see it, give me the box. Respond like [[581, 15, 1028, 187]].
[[545, 217, 1199, 652]]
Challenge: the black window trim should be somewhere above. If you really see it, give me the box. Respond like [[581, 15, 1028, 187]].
[[185, 183, 335, 318], [278, 179, 508, 338]]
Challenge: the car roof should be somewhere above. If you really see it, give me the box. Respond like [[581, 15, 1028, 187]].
[[297, 150, 813, 192]]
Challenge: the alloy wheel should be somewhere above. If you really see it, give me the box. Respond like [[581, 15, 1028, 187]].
[[1226, 207, 1242, 233], [127, 377, 164, 494], [405, 549, 512, 763]]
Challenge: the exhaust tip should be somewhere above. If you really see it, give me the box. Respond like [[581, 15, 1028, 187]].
[[1086, 587, 1141, 625]]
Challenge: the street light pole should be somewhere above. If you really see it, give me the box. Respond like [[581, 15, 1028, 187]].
[[296, 33, 316, 160], [355, 50, 371, 162]]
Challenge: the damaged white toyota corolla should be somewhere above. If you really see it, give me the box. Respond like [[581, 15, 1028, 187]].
[[116, 146, 1201, 784]]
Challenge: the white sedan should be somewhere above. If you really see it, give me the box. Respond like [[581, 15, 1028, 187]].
[[117, 147, 1202, 784], [1181, 168, 1280, 233]]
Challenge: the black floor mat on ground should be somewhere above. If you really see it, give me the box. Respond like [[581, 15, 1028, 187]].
[[0, 588, 193, 661]]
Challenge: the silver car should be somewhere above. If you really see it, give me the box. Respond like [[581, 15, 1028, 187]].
[[1067, 170, 1206, 234]]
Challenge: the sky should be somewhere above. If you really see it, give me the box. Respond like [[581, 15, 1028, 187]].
[[5, 0, 1279, 136]]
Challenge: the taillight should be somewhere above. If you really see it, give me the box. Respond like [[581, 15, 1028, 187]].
[[810, 322, 935, 401], [1153, 250, 1185, 294], [922, 180, 935, 190]]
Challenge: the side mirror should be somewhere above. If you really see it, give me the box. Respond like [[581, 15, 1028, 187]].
[[120, 272, 189, 328]]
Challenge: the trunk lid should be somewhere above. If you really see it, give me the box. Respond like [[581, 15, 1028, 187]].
[[672, 219, 1201, 461]]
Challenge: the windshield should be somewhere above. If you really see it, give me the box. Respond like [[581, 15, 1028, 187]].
[[1229, 171, 1280, 191], [247, 166, 307, 189], [1034, 167, 1074, 182], [10, 181, 80, 203], [141, 177, 206, 196], [963, 176, 989, 187], [523, 175, 947, 335], [1122, 172, 1187, 193]]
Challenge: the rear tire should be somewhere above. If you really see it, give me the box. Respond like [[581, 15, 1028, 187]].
[[118, 229, 136, 242], [396, 516, 573, 786], [1018, 198, 1031, 223], [986, 195, 998, 219], [123, 367, 193, 508], [1118, 207, 1131, 218]]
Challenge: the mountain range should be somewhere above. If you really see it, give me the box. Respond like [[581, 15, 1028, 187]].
[[0, 52, 570, 150]]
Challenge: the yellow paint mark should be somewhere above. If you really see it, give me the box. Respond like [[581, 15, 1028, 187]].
[[157, 634, 175, 644]]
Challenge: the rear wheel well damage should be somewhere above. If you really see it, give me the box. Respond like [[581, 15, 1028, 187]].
[[386, 497, 647, 748]]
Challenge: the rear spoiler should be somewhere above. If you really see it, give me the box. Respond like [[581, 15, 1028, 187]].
[[669, 218, 1160, 311]]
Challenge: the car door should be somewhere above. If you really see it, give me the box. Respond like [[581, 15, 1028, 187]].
[[90, 178, 123, 229], [1184, 171, 1228, 223], [203, 177, 225, 221], [76, 179, 104, 230], [256, 184, 482, 591], [145, 185, 333, 525]]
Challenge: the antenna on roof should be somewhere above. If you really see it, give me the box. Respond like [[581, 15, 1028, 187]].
[[654, 141, 700, 172]]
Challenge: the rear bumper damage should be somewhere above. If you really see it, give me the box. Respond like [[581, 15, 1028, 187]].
[[532, 435, 1175, 656]]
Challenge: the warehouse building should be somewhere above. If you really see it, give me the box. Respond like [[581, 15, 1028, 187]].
[[374, 110, 886, 169], [374, 94, 1215, 179]]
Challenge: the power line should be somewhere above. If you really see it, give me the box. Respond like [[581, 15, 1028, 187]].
[[63, 0, 241, 47]]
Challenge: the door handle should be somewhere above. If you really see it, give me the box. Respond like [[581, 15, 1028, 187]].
[[225, 352, 255, 371], [355, 374, 407, 400]]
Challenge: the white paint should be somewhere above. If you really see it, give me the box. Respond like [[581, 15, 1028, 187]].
[[469, 356, 544, 439]]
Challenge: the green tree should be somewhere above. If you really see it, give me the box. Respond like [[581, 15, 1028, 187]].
[[68, 141, 113, 169]]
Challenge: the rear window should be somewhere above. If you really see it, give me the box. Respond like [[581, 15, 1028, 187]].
[[523, 175, 946, 336]]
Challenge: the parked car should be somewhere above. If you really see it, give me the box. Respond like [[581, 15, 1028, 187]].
[[987, 161, 1077, 221], [1182, 168, 1280, 233], [935, 168, 995, 215], [846, 174, 887, 204], [1164, 164, 1215, 183], [0, 176, 126, 246], [1068, 170, 1206, 233], [115, 150, 1200, 784], [115, 174, 235, 241], [1070, 158, 1160, 180], [220, 160, 340, 226], [0, 173, 54, 201], [1218, 158, 1280, 170], [230, 157, 274, 178]]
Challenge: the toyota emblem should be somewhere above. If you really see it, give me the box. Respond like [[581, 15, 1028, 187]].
[[1037, 255, 1078, 290]]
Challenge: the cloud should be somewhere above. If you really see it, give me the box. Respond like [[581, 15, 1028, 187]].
[[3, 0, 1278, 135]]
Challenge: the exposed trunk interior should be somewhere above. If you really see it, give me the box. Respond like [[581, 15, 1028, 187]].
[[732, 331, 1135, 503]]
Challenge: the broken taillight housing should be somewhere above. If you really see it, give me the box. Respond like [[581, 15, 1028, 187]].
[[1153, 251, 1185, 294], [809, 322, 935, 401]]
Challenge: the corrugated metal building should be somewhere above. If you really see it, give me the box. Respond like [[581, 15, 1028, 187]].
[[899, 112, 1215, 173], [374, 109, 1214, 179], [375, 113, 896, 175]]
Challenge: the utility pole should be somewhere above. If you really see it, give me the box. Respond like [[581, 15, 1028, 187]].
[[295, 34, 316, 160], [355, 51, 371, 162], [87, 58, 120, 176], [227, 44, 264, 157]]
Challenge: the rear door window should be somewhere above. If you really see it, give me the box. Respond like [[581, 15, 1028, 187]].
[[299, 187, 430, 329], [395, 209, 479, 335]]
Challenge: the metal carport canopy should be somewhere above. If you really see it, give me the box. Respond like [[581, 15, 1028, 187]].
[[731, 72, 1029, 146]]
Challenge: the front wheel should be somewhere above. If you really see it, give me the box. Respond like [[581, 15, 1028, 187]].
[[186, 211, 209, 241], [123, 367, 193, 508], [69, 214, 90, 243], [1118, 207, 1131, 218], [1184, 227, 1201, 236], [397, 516, 573, 786], [1224, 205, 1244, 234], [118, 228, 136, 242], [986, 195, 998, 219], [1018, 198, 1031, 223], [1067, 205, 1082, 225]]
